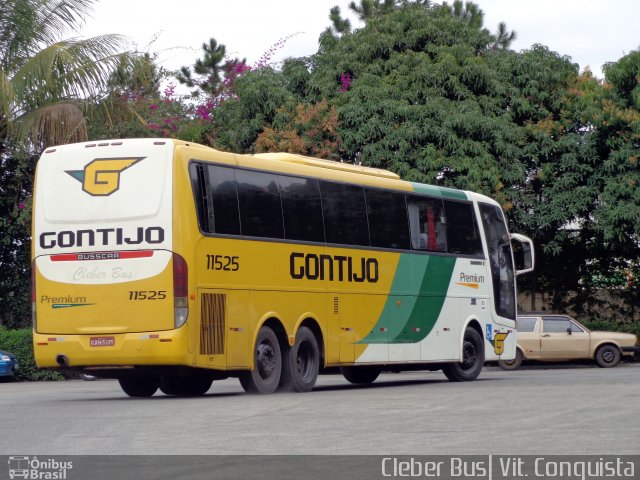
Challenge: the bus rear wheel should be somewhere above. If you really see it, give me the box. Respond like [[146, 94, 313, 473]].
[[118, 377, 159, 397], [280, 326, 320, 392], [240, 326, 282, 394], [442, 326, 484, 382], [340, 365, 382, 385]]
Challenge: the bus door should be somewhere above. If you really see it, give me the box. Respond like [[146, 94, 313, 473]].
[[478, 203, 516, 324]]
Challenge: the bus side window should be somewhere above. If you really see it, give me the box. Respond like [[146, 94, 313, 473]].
[[236, 169, 284, 239], [320, 181, 369, 246], [205, 165, 241, 235], [365, 188, 410, 250], [443, 201, 483, 256], [278, 175, 324, 242], [407, 197, 446, 252]]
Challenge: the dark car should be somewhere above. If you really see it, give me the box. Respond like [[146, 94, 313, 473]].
[[0, 350, 19, 379]]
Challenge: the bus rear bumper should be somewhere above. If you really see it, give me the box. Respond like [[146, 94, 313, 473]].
[[33, 328, 191, 369]]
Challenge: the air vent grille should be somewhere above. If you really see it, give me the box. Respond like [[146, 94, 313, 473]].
[[200, 293, 225, 355]]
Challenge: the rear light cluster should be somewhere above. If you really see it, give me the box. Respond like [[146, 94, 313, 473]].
[[173, 253, 189, 328]]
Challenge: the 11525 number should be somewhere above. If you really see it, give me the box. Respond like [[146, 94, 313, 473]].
[[206, 255, 239, 271]]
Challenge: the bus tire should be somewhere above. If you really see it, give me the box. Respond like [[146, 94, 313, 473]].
[[118, 377, 159, 397], [281, 326, 320, 393], [340, 365, 382, 385], [595, 345, 621, 368], [239, 326, 282, 394], [442, 326, 485, 382], [160, 373, 213, 396], [498, 348, 523, 371]]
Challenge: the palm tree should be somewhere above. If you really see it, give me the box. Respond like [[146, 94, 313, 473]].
[[0, 0, 135, 150]]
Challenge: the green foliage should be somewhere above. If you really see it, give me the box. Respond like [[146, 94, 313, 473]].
[[592, 50, 640, 251], [210, 68, 293, 153], [0, 146, 34, 328], [177, 38, 231, 95], [311, 4, 519, 201], [0, 326, 63, 381], [579, 318, 640, 339], [0, 0, 136, 149]]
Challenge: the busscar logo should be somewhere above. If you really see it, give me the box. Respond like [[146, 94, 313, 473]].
[[66, 157, 144, 196]]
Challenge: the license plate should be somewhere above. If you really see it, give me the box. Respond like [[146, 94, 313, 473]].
[[89, 336, 115, 347]]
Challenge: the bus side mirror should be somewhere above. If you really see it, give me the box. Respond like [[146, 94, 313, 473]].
[[510, 233, 535, 276]]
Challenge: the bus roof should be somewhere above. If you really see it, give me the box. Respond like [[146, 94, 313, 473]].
[[43, 138, 497, 205], [251, 152, 400, 180]]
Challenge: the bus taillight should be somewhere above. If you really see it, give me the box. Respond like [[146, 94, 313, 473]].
[[173, 253, 188, 328]]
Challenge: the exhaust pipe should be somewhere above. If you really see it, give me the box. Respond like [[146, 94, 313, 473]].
[[56, 355, 69, 367]]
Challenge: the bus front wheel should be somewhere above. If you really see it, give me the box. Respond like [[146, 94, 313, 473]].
[[118, 377, 159, 397], [240, 326, 282, 394], [442, 327, 485, 382]]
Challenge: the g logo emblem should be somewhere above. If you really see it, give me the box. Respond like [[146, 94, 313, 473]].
[[66, 157, 144, 196], [492, 332, 509, 355]]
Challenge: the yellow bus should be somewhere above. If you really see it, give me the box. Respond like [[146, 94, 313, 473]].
[[32, 138, 534, 396]]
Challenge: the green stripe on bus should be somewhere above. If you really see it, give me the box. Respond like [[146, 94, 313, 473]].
[[392, 255, 456, 343], [410, 182, 468, 200], [357, 254, 456, 344]]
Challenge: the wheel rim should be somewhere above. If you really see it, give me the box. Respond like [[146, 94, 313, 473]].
[[602, 349, 615, 363], [256, 341, 277, 380], [461, 339, 478, 370]]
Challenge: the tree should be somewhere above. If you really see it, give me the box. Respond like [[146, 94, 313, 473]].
[[596, 50, 640, 250], [255, 99, 341, 159], [0, 0, 135, 150], [311, 3, 521, 200], [176, 37, 247, 103], [486, 46, 592, 309], [209, 67, 293, 153]]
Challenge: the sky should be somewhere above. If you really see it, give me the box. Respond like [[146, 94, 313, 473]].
[[77, 0, 640, 80]]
